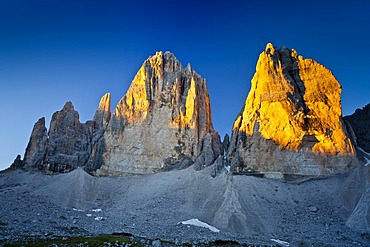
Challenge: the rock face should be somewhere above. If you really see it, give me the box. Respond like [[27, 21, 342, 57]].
[[18, 52, 221, 175], [22, 117, 48, 169], [342, 164, 370, 233], [344, 104, 370, 153], [9, 154, 23, 170], [43, 102, 93, 173], [85, 93, 112, 173], [342, 103, 370, 232], [95, 51, 221, 175], [93, 93, 111, 129], [228, 43, 356, 175]]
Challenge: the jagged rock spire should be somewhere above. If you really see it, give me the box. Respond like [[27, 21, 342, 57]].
[[23, 117, 48, 169], [93, 93, 111, 129]]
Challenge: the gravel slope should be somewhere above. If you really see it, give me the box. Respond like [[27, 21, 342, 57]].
[[0, 165, 368, 246]]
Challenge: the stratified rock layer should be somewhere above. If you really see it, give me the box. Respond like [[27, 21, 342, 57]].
[[96, 52, 221, 175], [228, 43, 356, 175]]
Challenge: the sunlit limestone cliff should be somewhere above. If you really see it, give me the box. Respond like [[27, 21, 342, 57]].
[[228, 43, 356, 175], [12, 52, 222, 175], [95, 51, 222, 175]]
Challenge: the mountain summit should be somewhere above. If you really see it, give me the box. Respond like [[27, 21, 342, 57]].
[[95, 51, 222, 175], [227, 43, 356, 175]]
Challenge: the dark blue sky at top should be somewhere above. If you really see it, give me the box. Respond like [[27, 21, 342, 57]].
[[0, 0, 369, 170]]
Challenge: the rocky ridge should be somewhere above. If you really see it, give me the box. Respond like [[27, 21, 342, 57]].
[[5, 45, 370, 239], [342, 104, 370, 232], [12, 52, 222, 174], [10, 46, 363, 177], [227, 43, 356, 175]]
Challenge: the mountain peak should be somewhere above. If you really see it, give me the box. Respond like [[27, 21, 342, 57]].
[[95, 51, 221, 175], [228, 44, 356, 175], [264, 42, 275, 54], [93, 93, 111, 129], [63, 101, 74, 111]]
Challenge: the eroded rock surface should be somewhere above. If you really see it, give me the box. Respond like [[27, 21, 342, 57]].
[[96, 52, 221, 175], [22, 117, 48, 169], [228, 43, 356, 175], [93, 93, 111, 130], [17, 102, 100, 173], [42, 102, 93, 173], [344, 103, 370, 153], [17, 52, 221, 175]]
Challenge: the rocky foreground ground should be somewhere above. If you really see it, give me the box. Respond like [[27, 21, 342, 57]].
[[0, 165, 369, 246]]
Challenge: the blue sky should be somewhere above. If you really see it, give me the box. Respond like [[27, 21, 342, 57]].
[[1, 0, 369, 170]]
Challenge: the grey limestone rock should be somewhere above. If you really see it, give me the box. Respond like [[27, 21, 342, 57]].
[[23, 117, 48, 169], [344, 103, 370, 153], [96, 51, 222, 175], [18, 52, 221, 175], [9, 154, 23, 170], [42, 102, 93, 173], [93, 93, 111, 129]]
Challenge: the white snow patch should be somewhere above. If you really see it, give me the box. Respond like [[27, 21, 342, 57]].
[[94, 216, 104, 221], [92, 208, 102, 212], [178, 219, 220, 233], [86, 214, 92, 217], [271, 239, 290, 246], [72, 208, 84, 212]]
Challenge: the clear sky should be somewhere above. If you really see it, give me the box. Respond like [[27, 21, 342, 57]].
[[1, 0, 369, 170]]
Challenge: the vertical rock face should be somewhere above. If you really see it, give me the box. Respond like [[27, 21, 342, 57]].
[[85, 93, 112, 173], [93, 93, 111, 129], [43, 102, 93, 173], [344, 104, 370, 153], [95, 51, 221, 175], [342, 104, 370, 232], [228, 43, 356, 175], [22, 117, 48, 169]]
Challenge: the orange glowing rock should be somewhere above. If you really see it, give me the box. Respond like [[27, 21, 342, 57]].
[[95, 51, 221, 175], [93, 93, 111, 129], [229, 43, 356, 175]]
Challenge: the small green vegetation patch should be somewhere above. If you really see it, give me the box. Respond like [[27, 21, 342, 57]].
[[3, 234, 143, 247]]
